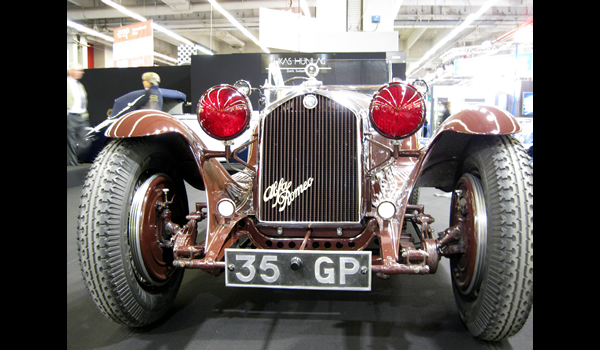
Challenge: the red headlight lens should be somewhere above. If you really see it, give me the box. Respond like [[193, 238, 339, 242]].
[[370, 82, 426, 139], [198, 85, 252, 141]]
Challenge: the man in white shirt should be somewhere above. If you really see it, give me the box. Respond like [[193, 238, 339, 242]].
[[67, 64, 89, 166]]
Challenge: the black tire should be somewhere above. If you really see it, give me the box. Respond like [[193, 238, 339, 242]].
[[451, 136, 533, 341], [409, 187, 421, 205], [78, 138, 188, 327]]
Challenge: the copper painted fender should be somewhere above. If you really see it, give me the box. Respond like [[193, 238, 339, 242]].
[[436, 105, 521, 136], [106, 110, 203, 145], [104, 109, 247, 192], [415, 106, 522, 191]]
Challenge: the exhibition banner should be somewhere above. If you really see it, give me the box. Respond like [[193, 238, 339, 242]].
[[113, 20, 154, 68]]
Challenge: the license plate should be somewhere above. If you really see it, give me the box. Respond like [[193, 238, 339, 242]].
[[225, 249, 372, 291]]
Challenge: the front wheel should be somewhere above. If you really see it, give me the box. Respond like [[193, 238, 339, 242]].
[[450, 136, 533, 341], [78, 138, 189, 327]]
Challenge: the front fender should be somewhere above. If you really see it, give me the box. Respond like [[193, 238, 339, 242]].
[[436, 105, 521, 136], [416, 106, 521, 191], [106, 110, 203, 146], [105, 110, 253, 245]]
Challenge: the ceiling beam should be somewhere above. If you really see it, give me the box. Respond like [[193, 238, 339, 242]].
[[161, 0, 191, 12], [406, 28, 427, 50]]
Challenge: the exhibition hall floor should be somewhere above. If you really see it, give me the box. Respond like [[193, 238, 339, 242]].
[[67, 165, 533, 350]]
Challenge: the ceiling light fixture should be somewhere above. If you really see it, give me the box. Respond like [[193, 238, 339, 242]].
[[67, 20, 115, 43], [154, 52, 178, 64], [207, 0, 271, 54], [101, 0, 146, 23], [407, 0, 501, 78], [101, 0, 213, 55]]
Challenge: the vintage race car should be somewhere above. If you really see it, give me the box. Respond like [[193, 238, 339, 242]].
[[78, 60, 533, 341]]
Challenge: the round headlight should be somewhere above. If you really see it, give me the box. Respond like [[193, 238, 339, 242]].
[[217, 199, 237, 218], [377, 202, 397, 220], [197, 85, 252, 141], [370, 82, 426, 139]]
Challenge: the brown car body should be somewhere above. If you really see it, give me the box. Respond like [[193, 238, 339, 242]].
[[106, 90, 520, 276]]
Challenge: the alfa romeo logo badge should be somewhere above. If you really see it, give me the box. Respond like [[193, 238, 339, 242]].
[[263, 177, 315, 212]]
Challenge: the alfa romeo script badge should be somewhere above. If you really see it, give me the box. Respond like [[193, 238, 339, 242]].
[[303, 95, 318, 109], [264, 178, 315, 212]]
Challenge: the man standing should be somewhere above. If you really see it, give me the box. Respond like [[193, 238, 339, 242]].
[[67, 64, 89, 166]]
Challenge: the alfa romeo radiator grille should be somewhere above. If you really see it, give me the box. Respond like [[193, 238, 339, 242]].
[[260, 94, 360, 223]]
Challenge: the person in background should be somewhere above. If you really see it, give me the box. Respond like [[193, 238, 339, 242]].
[[133, 72, 163, 111], [440, 102, 452, 124], [67, 63, 89, 166], [108, 72, 165, 120]]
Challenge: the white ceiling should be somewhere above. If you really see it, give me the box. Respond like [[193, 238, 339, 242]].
[[67, 0, 533, 83]]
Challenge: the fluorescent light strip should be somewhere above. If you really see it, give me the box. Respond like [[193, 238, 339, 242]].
[[67, 20, 114, 42], [154, 52, 178, 64], [407, 0, 501, 77], [153, 23, 193, 46], [101, 0, 146, 22], [207, 0, 271, 54], [101, 0, 213, 55], [194, 45, 215, 56]]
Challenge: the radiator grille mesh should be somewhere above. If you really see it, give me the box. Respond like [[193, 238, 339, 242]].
[[260, 95, 360, 223]]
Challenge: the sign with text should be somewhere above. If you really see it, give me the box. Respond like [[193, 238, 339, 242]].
[[262, 54, 333, 74], [113, 20, 154, 68]]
